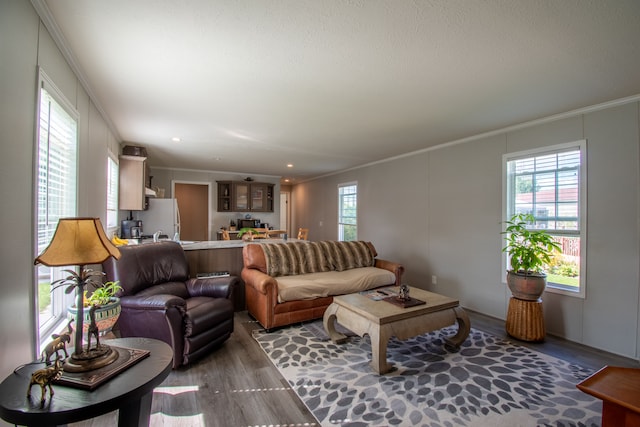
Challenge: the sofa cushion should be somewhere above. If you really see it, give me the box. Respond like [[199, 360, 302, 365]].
[[318, 241, 375, 271], [275, 267, 396, 302]]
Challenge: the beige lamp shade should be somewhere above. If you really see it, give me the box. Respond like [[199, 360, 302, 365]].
[[35, 217, 121, 267]]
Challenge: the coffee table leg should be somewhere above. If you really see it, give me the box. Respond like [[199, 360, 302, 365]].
[[323, 303, 347, 343], [370, 325, 392, 374], [443, 306, 471, 351]]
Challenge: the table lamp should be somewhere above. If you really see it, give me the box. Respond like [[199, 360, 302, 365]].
[[34, 218, 121, 372]]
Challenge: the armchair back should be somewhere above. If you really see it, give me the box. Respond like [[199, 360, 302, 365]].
[[103, 241, 190, 296]]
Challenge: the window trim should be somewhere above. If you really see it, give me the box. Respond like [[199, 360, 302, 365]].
[[106, 153, 119, 236], [338, 181, 358, 241], [502, 140, 587, 299], [34, 67, 80, 354]]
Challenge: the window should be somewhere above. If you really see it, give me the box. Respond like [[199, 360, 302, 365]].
[[338, 183, 357, 241], [35, 69, 79, 345], [504, 140, 586, 297], [106, 155, 119, 233]]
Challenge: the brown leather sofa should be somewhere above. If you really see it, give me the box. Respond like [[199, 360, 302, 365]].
[[103, 241, 238, 368], [242, 241, 404, 330]]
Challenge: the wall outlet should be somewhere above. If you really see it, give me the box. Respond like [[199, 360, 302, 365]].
[[432, 275, 437, 285], [319, 221, 323, 227]]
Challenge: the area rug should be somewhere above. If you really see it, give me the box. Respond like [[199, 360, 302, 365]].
[[253, 321, 602, 427]]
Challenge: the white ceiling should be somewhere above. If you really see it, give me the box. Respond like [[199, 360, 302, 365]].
[[37, 0, 640, 183]]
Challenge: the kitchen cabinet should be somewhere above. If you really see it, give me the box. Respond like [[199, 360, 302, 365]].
[[119, 155, 149, 210], [217, 181, 232, 212], [217, 181, 274, 212]]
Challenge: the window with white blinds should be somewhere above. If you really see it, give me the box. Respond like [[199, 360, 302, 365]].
[[35, 69, 79, 344], [504, 140, 586, 297], [106, 155, 119, 231], [338, 183, 357, 241]]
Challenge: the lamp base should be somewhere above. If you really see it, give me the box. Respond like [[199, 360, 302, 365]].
[[63, 344, 119, 373]]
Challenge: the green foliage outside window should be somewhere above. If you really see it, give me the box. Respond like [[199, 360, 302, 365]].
[[342, 225, 357, 241]]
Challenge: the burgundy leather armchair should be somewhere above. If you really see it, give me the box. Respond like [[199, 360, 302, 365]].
[[102, 241, 237, 368]]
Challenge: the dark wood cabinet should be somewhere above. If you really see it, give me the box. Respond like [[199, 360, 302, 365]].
[[217, 181, 274, 212], [217, 181, 232, 212]]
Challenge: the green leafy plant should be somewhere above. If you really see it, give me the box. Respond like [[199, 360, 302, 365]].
[[51, 269, 121, 307], [84, 281, 122, 306], [502, 213, 562, 275], [236, 227, 258, 238]]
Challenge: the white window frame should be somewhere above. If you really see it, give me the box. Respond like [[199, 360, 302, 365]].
[[34, 68, 79, 349], [502, 140, 587, 298], [338, 182, 357, 241], [106, 154, 119, 236]]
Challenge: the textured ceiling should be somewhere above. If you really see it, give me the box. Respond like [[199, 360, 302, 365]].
[[38, 0, 640, 183]]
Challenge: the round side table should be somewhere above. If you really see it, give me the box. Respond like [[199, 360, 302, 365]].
[[0, 337, 172, 427]]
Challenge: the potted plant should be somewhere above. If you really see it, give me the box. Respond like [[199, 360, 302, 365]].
[[237, 227, 258, 241], [67, 280, 122, 336], [502, 213, 562, 300]]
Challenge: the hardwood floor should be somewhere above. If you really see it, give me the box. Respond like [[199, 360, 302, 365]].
[[71, 310, 639, 427]]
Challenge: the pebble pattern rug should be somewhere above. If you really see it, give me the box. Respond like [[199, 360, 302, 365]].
[[253, 322, 602, 427]]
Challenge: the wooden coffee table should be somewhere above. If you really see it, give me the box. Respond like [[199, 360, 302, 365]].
[[323, 286, 470, 374]]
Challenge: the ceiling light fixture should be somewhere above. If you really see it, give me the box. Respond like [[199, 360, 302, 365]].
[[171, 137, 181, 142], [287, 164, 293, 168]]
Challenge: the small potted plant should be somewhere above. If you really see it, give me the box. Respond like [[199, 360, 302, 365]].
[[502, 213, 562, 300], [237, 227, 258, 241], [67, 280, 122, 336]]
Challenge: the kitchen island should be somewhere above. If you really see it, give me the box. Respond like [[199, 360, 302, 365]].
[[180, 238, 298, 311]]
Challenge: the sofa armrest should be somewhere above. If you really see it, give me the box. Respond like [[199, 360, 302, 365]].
[[375, 259, 405, 285], [185, 276, 239, 300], [120, 294, 186, 311], [241, 268, 278, 296]]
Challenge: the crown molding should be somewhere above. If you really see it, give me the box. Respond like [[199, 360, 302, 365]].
[[305, 93, 640, 184], [30, 0, 122, 142]]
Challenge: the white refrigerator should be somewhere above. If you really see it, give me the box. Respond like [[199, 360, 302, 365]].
[[136, 198, 180, 237]]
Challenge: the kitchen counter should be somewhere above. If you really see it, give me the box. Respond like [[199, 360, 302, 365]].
[[180, 238, 297, 250]]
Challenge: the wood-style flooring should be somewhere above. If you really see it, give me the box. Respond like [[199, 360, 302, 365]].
[[70, 310, 639, 427]]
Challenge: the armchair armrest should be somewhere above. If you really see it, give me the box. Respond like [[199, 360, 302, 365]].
[[120, 294, 186, 311], [186, 276, 239, 300], [375, 259, 405, 285]]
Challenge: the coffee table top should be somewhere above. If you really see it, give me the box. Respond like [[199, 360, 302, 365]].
[[333, 286, 459, 325]]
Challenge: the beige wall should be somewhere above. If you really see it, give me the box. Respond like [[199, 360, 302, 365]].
[[0, 1, 121, 384], [294, 101, 640, 360]]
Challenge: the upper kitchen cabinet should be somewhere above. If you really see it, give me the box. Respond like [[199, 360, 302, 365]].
[[250, 182, 273, 212], [217, 181, 274, 212], [119, 155, 149, 210], [217, 181, 232, 212]]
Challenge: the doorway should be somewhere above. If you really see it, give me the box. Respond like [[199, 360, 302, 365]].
[[173, 182, 210, 241], [280, 191, 289, 234]]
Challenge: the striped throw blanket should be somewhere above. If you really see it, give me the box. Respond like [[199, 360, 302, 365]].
[[261, 241, 375, 277]]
